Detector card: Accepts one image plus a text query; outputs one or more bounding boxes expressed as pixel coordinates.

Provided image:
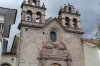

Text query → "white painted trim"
[98,50,100,62]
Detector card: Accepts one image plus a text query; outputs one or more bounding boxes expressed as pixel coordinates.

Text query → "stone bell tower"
[21,0,46,23]
[58,3,81,31]
[19,0,47,66]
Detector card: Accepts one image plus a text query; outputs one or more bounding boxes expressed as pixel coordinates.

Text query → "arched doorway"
[1,62,12,66]
[51,63,61,66]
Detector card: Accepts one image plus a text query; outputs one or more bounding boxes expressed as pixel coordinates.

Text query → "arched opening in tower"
[65,17,70,27]
[32,0,36,6]
[68,7,72,13]
[36,12,41,23]
[73,18,77,28]
[26,10,32,22]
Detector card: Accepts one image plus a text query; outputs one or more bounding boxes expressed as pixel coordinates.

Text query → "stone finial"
[68,3,70,5]
[60,6,62,9]
[64,4,66,7]
[42,2,45,8]
[23,0,26,4]
[50,17,52,20]
[60,6,63,11]
[76,10,79,14]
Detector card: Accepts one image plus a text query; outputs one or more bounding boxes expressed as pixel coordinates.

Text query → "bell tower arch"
[21,0,46,23]
[28,0,40,6]
[58,3,81,31]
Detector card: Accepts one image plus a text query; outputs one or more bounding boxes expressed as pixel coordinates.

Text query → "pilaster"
[32,13,36,22]
[21,11,26,21]
[69,19,74,28]
[77,21,81,29]
[61,18,66,27]
[41,15,45,23]
[28,0,32,5]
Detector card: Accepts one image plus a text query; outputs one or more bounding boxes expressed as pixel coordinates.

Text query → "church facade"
[18,0,85,66]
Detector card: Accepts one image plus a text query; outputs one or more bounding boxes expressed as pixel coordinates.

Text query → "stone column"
[69,19,74,28]
[36,0,39,6]
[21,11,26,21]
[32,13,36,22]
[77,21,81,29]
[36,0,40,6]
[28,0,32,5]
[38,1,40,7]
[41,15,45,23]
[61,18,66,27]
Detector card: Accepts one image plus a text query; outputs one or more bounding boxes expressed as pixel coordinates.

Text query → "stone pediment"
[43,41,54,49]
[43,18,61,27]
[38,41,71,61]
[43,41,67,50]
[58,42,67,50]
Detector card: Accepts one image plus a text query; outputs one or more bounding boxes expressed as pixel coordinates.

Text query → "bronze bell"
[36,17,40,20]
[26,16,31,19]
[66,23,68,25]
[36,15,40,20]
[27,19,29,21]
[26,16,31,21]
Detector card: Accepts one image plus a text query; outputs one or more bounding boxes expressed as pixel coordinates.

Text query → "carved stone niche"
[37,42,72,66]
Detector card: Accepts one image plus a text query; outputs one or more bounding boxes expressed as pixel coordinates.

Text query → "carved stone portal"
[38,41,72,66]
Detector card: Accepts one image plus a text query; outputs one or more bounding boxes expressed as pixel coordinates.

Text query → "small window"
[50,32,56,42]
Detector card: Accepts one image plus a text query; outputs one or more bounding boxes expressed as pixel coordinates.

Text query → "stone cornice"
[18,18,84,34]
[59,11,81,16]
[2,52,16,55]
[21,3,47,10]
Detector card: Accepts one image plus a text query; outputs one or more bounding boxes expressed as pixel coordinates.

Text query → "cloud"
[0,0,100,51]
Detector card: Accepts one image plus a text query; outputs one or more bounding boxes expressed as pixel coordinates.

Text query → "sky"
[0,0,100,53]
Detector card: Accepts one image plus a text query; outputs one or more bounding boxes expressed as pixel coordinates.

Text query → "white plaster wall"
[1,55,16,66]
[98,50,100,62]
[83,41,100,66]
